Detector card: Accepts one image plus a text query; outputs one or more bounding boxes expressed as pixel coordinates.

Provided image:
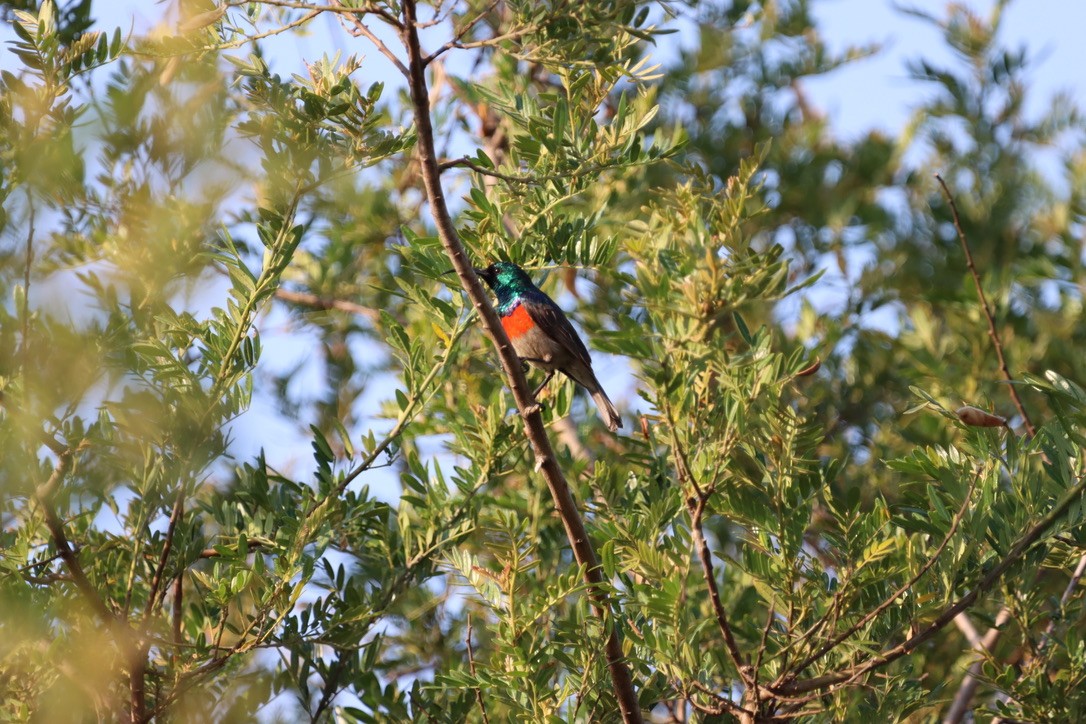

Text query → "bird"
[474,261,622,432]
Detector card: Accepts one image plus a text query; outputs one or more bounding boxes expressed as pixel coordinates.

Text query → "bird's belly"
[510,326,567,370]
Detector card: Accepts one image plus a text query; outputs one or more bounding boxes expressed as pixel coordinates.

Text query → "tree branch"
[228,0,393,22]
[333,0,408,76]
[690,494,747,678]
[1039,552,1086,652]
[466,615,491,724]
[427,23,538,62]
[35,447,114,625]
[776,468,1086,698]
[933,174,1071,722]
[35,442,147,721]
[144,492,187,619]
[172,577,184,646]
[275,288,379,320]
[20,193,35,372]
[424,0,500,63]
[942,607,1012,724]
[789,472,979,678]
[399,2,642,720]
[934,174,1035,438]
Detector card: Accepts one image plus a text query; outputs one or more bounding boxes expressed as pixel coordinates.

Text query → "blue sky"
[807,0,1086,138]
[11,0,1086,484]
[86,0,1086,138]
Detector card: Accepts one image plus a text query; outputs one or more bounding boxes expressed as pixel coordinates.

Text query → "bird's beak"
[441,268,457,275]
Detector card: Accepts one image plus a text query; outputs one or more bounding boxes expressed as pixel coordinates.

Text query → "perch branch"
[399,1,641,719]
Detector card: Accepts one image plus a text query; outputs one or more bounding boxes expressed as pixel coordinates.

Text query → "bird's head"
[473,261,535,297]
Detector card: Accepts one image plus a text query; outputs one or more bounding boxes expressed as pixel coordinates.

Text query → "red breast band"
[501,304,535,339]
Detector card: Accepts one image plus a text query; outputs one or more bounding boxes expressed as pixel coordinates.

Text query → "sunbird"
[475,262,621,432]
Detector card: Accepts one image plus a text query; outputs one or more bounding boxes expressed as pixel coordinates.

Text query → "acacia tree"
[2,0,1085,722]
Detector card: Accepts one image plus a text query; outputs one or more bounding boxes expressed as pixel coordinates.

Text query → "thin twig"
[210,9,320,51]
[333,0,408,76]
[399,2,642,720]
[776,469,1086,698]
[172,577,184,646]
[932,173,1053,723]
[226,0,389,19]
[334,320,468,496]
[686,681,754,718]
[424,0,499,63]
[662,399,703,499]
[16,549,66,573]
[933,174,1035,437]
[466,615,491,724]
[789,472,979,678]
[751,605,776,707]
[437,156,535,182]
[689,495,747,678]
[275,288,379,320]
[144,492,187,619]
[20,194,35,371]
[662,392,745,680]
[942,607,1012,724]
[428,23,537,61]
[310,657,346,722]
[35,449,113,624]
[1040,553,1086,651]
[438,155,648,184]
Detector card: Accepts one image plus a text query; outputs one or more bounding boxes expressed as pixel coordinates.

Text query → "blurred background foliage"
[2,0,1086,721]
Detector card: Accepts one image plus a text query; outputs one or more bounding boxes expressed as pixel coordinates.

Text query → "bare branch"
[144,492,187,619]
[172,577,184,646]
[690,495,747,678]
[427,18,538,63]
[226,0,389,17]
[751,604,777,706]
[686,680,754,718]
[466,615,491,724]
[933,174,1036,438]
[332,1,408,76]
[275,288,379,320]
[933,173,1059,722]
[437,156,536,182]
[19,194,34,372]
[399,1,642,719]
[942,607,1012,724]
[424,0,499,62]
[213,8,320,50]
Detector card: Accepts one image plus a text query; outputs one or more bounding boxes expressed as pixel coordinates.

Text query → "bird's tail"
[590,387,622,432]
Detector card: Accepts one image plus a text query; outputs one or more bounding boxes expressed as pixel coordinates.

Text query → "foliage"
[1,0,1085,721]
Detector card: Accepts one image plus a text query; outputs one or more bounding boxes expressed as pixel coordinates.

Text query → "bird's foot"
[522,402,542,418]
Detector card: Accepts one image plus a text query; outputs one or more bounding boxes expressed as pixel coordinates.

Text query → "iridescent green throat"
[487,262,537,311]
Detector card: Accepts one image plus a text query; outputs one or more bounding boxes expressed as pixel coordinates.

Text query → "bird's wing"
[522,296,592,368]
